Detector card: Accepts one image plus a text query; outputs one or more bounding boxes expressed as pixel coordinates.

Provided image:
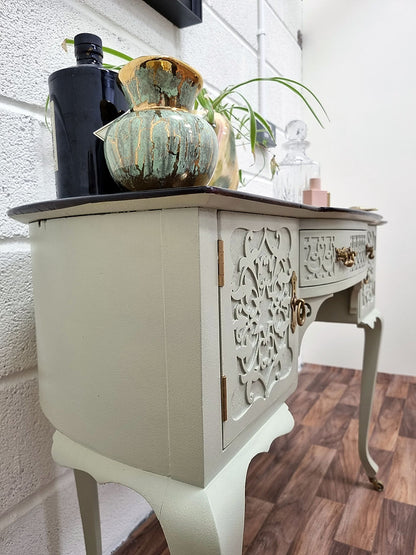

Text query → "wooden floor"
[113,364,416,555]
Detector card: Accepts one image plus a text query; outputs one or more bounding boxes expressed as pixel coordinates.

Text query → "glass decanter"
[273,120,320,203]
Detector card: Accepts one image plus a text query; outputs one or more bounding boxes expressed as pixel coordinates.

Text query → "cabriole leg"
[74,469,102,555]
[358,316,384,491]
[52,404,294,554]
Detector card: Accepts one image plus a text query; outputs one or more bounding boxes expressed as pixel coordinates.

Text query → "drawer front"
[300,229,368,287]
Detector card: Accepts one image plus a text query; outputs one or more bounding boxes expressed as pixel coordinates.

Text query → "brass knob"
[336,247,356,267]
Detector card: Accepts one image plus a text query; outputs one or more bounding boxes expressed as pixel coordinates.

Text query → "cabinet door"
[219,211,299,448]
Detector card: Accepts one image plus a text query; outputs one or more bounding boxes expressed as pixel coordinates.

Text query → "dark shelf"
[143,0,202,28]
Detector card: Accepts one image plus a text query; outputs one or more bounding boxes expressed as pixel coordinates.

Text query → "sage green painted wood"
[358,314,383,478]
[74,469,102,555]
[219,212,300,447]
[52,404,294,555]
[22,195,384,552]
[30,211,171,476]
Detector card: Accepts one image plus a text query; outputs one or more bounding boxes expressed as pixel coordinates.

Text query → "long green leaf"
[44,94,51,132]
[232,106,275,143]
[273,79,325,128]
[231,92,257,154]
[197,89,215,123]
[272,77,329,121]
[207,75,328,127]
[62,38,133,63]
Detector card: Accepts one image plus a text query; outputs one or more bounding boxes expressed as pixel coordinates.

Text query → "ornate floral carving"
[302,235,335,282]
[361,230,376,309]
[230,227,293,409]
[350,234,367,270]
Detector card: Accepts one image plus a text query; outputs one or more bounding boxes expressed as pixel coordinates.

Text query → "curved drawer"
[299,229,368,287]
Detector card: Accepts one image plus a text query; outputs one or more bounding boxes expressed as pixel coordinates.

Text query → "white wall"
[301,0,416,376]
[0,1,303,553]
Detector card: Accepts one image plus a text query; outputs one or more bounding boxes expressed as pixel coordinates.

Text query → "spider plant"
[196,77,328,156]
[48,39,328,182]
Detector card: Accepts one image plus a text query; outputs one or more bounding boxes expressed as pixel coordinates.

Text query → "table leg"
[154,457,248,554]
[358,315,384,491]
[74,469,102,554]
[51,403,294,555]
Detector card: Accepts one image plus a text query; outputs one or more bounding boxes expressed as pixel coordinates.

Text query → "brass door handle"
[290,272,311,332]
[336,247,356,267]
[366,245,375,259]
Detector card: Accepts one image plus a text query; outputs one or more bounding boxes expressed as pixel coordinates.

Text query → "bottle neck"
[281,140,312,164]
[76,51,103,66]
[74,34,103,66]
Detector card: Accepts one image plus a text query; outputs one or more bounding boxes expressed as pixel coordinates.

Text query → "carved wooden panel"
[219,212,299,448]
[360,229,376,313]
[351,234,367,270]
[302,234,336,282]
[300,229,367,287]
[230,226,293,410]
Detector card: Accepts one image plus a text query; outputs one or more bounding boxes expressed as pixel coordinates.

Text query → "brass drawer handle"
[366,245,375,259]
[336,247,356,267]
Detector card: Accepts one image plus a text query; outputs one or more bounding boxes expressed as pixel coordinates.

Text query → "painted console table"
[9,187,385,555]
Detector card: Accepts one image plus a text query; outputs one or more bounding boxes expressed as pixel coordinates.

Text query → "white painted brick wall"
[0,0,303,552]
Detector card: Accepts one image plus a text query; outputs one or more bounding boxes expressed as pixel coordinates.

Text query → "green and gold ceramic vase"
[208,112,239,190]
[104,56,218,191]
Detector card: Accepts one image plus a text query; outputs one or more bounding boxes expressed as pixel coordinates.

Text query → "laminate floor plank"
[306,372,331,393]
[286,388,320,422]
[330,542,371,555]
[301,362,325,375]
[368,381,389,436]
[372,499,416,555]
[334,487,384,551]
[385,373,410,398]
[247,444,336,554]
[297,369,320,391]
[302,382,347,428]
[331,367,359,385]
[399,383,416,439]
[315,403,357,449]
[340,372,362,407]
[115,513,167,555]
[376,372,393,386]
[385,436,416,505]
[287,497,344,555]
[243,496,274,552]
[114,365,416,555]
[317,418,361,504]
[369,396,405,451]
[246,425,316,503]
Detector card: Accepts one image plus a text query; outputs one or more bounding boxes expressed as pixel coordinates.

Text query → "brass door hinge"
[218,239,224,287]
[221,375,228,422]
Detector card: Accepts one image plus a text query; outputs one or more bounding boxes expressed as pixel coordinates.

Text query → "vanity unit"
[9,187,384,555]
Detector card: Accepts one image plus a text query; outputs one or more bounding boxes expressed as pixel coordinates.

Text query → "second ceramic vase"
[208,112,239,190]
[104,56,218,191]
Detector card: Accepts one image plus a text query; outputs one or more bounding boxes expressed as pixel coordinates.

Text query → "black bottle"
[48,33,129,198]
